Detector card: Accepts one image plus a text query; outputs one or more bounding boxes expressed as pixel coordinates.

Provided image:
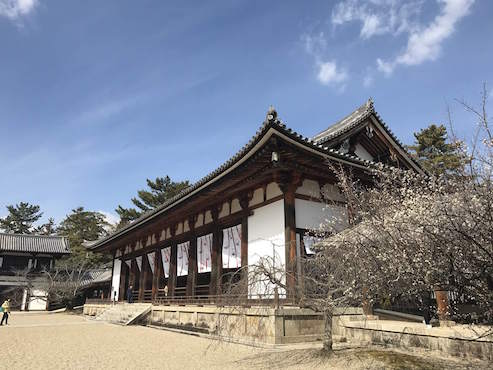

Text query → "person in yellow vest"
[1,299,11,325]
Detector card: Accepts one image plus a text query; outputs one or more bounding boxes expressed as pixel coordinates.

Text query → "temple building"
[89,100,423,303]
[0,233,70,310]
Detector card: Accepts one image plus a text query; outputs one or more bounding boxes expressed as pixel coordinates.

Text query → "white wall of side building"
[28,289,48,311]
[111,258,122,301]
[295,198,348,232]
[247,199,286,298]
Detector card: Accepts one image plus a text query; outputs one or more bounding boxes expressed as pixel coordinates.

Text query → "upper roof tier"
[0,233,71,255]
[89,100,422,251]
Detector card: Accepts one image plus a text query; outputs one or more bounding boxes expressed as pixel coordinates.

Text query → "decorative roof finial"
[266,105,277,122]
[366,97,374,111]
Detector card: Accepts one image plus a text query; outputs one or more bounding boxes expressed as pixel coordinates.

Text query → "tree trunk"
[323,310,333,352]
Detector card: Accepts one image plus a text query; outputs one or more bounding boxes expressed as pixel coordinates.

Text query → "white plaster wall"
[295,198,348,232]
[265,182,282,200]
[195,213,204,228]
[231,198,241,214]
[248,199,286,298]
[28,289,48,311]
[204,210,213,224]
[249,188,263,206]
[354,143,373,161]
[219,202,230,218]
[111,258,122,301]
[296,179,321,198]
[321,183,345,202]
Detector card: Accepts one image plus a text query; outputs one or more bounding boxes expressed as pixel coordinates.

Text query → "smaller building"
[0,233,70,310]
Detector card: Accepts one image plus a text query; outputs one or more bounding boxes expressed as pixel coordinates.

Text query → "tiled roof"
[90,103,421,250]
[0,233,70,255]
[312,99,374,144]
[80,268,112,287]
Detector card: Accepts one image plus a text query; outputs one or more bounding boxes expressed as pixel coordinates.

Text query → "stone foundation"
[333,317,493,362]
[148,305,327,344]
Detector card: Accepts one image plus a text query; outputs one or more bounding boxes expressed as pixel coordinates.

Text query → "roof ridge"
[91,106,386,250]
[0,232,65,239]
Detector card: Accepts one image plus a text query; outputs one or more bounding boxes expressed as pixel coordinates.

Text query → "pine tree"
[408,124,466,176]
[116,176,190,228]
[57,207,111,267]
[0,202,43,234]
[35,217,58,236]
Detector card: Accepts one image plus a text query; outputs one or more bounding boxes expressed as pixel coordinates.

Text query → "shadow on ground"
[233,347,488,370]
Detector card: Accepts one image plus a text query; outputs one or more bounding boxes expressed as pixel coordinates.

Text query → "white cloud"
[332,0,422,39]
[386,0,475,72]
[301,32,348,88]
[363,73,374,88]
[0,0,38,20]
[98,210,120,227]
[332,0,475,75]
[301,32,327,56]
[317,61,348,86]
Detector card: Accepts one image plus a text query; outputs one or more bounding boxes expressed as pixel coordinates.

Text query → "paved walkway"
[1,312,487,369]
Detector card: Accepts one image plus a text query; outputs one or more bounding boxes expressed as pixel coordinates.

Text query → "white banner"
[222,224,241,269]
[161,247,171,278]
[177,241,189,276]
[197,233,213,273]
[136,256,142,272]
[147,252,156,274]
[111,259,122,301]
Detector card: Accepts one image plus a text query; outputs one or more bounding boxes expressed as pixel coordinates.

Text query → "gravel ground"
[1,312,487,370]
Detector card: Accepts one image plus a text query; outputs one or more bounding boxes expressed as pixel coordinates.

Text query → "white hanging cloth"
[136,256,142,271]
[197,233,213,273]
[147,252,156,274]
[161,247,171,278]
[222,224,241,269]
[177,241,189,276]
[124,259,131,269]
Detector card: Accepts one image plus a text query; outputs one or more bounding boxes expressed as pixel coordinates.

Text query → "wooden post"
[152,248,160,301]
[187,216,197,297]
[169,243,177,297]
[278,171,301,301]
[139,253,147,301]
[239,195,249,296]
[435,288,451,325]
[209,206,222,296]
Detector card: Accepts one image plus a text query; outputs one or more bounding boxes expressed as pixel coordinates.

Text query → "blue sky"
[0,0,492,225]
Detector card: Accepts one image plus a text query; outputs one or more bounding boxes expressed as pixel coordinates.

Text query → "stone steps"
[96,303,152,325]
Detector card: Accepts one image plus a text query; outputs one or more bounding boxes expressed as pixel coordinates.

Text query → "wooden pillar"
[435,288,451,324]
[139,253,147,301]
[169,227,177,296]
[278,171,301,301]
[187,216,197,297]
[152,246,160,300]
[129,259,136,292]
[209,206,222,296]
[239,196,249,295]
[119,259,128,301]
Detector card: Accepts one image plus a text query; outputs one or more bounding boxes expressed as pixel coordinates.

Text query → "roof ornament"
[266,105,278,122]
[340,138,350,154]
[366,97,374,111]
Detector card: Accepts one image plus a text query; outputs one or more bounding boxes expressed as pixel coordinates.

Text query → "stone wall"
[83,303,109,316]
[148,305,326,344]
[333,317,493,361]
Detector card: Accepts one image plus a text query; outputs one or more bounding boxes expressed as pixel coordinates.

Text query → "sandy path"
[1,312,486,370]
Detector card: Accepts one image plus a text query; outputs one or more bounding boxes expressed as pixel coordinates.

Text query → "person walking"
[127,285,133,304]
[1,299,11,325]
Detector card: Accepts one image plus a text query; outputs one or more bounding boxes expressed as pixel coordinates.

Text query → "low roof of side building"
[0,233,71,255]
